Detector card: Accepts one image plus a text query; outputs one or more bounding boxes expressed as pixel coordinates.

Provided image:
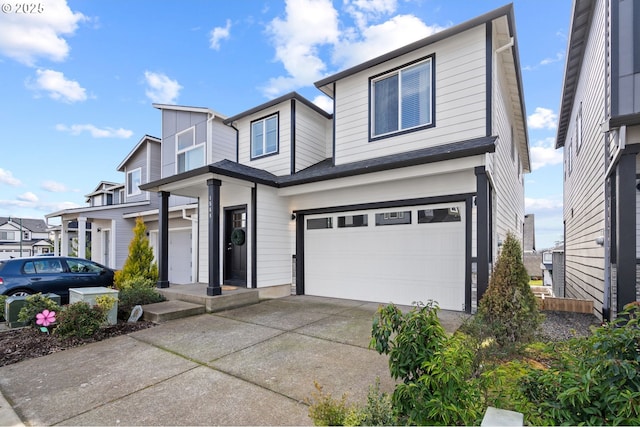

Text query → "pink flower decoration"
[36,310,56,327]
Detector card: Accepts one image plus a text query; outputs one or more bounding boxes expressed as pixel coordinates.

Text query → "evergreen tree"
[477,231,542,347]
[114,217,158,289]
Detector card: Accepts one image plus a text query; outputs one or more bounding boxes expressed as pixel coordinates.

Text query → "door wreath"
[230,228,246,246]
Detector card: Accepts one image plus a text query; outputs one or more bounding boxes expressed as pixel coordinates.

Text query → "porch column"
[53,230,60,256]
[615,149,638,313]
[475,166,490,302]
[61,221,69,257]
[77,217,87,259]
[207,179,222,296]
[157,191,170,288]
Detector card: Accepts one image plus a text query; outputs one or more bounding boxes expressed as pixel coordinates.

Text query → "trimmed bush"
[55,302,106,338]
[114,217,158,289]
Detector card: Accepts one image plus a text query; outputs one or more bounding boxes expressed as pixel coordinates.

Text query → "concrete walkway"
[0,295,468,426]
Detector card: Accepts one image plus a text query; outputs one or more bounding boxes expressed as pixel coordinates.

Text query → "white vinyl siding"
[295,102,330,172]
[256,185,292,287]
[210,119,238,163]
[333,25,486,165]
[562,0,607,315]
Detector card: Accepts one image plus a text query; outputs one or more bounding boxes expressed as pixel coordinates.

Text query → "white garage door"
[304,203,466,311]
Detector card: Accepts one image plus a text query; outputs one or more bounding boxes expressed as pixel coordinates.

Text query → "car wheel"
[8,289,33,297]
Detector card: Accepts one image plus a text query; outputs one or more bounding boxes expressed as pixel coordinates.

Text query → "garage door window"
[307,217,333,229]
[338,214,368,228]
[375,211,411,226]
[418,207,460,223]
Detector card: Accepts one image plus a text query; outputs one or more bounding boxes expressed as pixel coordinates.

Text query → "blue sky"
[0,0,570,249]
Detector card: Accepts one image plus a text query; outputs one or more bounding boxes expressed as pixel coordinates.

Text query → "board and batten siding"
[562,0,607,317]
[237,104,292,176]
[255,184,292,287]
[488,34,525,253]
[160,109,208,177]
[149,141,162,183]
[332,25,487,166]
[294,101,330,172]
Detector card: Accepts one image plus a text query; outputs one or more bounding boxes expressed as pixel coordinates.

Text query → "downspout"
[603,0,611,321]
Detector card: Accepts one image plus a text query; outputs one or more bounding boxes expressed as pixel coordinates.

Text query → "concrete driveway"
[0,295,468,426]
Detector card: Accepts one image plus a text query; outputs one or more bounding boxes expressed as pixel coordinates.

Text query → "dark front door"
[224,207,247,287]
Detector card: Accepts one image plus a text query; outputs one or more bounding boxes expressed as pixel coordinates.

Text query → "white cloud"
[0,0,86,66]
[263,0,340,96]
[262,0,446,97]
[210,19,231,50]
[333,14,444,68]
[313,95,333,114]
[0,169,21,186]
[55,123,133,139]
[28,69,87,102]
[530,136,563,171]
[41,180,69,192]
[527,107,558,130]
[540,52,564,66]
[525,197,563,211]
[18,192,38,202]
[144,71,182,104]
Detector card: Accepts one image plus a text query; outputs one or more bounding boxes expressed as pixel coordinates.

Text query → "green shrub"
[55,302,106,339]
[307,381,351,426]
[477,232,542,347]
[0,294,6,321]
[357,378,396,426]
[371,301,483,425]
[17,293,61,327]
[519,302,640,425]
[114,216,158,289]
[117,286,165,321]
[117,276,156,291]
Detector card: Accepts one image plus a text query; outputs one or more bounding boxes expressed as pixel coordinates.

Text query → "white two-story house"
[0,217,52,259]
[556,0,640,319]
[141,4,529,313]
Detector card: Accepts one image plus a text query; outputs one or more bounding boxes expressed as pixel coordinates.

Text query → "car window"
[32,259,64,273]
[67,259,103,274]
[23,261,36,274]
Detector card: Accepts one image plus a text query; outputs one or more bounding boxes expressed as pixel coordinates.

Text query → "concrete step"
[141,300,206,323]
[158,284,260,313]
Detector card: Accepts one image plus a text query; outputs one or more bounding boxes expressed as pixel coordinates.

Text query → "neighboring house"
[555,0,640,319]
[0,217,52,259]
[141,4,530,313]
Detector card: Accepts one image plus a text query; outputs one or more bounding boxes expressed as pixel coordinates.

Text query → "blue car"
[0,256,115,302]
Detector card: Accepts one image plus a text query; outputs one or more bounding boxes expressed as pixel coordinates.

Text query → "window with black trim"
[371,57,433,139]
[417,207,460,223]
[307,217,332,229]
[338,214,368,228]
[251,114,278,159]
[176,127,205,173]
[375,211,411,226]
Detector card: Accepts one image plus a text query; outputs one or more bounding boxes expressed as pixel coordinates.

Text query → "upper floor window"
[0,231,16,241]
[251,114,278,159]
[371,56,434,139]
[127,168,142,196]
[176,127,205,173]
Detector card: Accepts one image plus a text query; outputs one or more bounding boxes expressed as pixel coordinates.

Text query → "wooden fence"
[538,296,593,314]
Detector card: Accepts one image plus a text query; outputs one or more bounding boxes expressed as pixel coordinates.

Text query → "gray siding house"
[142,4,530,312]
[556,0,640,319]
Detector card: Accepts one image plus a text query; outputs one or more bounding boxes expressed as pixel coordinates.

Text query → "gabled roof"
[555,0,595,148]
[152,103,228,120]
[117,135,161,172]
[140,136,496,192]
[85,181,122,198]
[0,217,48,232]
[223,92,332,124]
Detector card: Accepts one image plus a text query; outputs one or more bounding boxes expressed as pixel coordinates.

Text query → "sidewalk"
[0,295,468,426]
